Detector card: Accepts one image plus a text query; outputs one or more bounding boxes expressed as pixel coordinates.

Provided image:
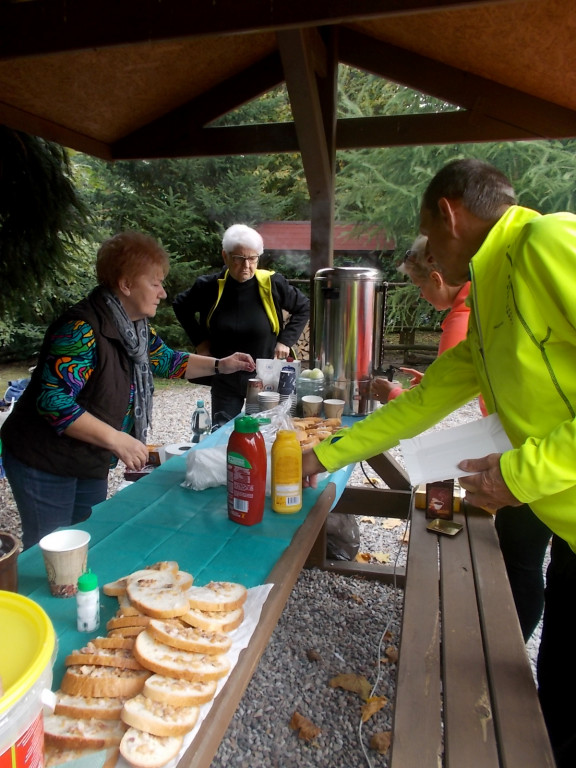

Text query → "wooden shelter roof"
[1,0,575,162]
[1,0,575,281]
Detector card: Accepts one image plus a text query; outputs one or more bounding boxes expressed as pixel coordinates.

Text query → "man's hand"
[302,450,327,489]
[458,453,521,511]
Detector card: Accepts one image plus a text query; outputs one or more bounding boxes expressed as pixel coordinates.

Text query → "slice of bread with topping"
[92,635,135,651]
[134,631,231,682]
[61,665,151,698]
[44,714,126,750]
[121,694,199,737]
[64,645,143,671]
[120,728,183,768]
[127,571,190,619]
[147,619,232,655]
[143,675,217,707]
[54,691,127,720]
[187,582,247,613]
[180,606,244,633]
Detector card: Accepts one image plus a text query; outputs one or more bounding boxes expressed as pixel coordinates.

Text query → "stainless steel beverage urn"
[313,266,384,415]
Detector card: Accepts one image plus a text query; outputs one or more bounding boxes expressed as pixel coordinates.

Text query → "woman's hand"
[399,367,423,386]
[64,412,149,470]
[219,352,256,375]
[274,342,291,360]
[371,377,401,403]
[111,432,150,470]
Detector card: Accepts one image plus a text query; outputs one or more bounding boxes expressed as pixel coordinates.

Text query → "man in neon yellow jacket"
[303,159,576,767]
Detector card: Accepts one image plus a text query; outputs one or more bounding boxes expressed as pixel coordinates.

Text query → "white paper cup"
[39,529,90,598]
[323,398,345,419]
[302,395,323,417]
[258,391,280,411]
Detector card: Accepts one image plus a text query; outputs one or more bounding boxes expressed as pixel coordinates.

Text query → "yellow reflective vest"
[315,206,576,551]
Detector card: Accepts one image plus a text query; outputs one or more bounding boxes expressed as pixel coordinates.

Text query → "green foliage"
[0,128,91,318]
[4,68,576,359]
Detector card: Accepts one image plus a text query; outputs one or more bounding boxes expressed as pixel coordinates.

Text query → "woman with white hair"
[173,224,309,421]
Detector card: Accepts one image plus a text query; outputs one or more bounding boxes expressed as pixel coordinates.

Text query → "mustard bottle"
[271,430,303,514]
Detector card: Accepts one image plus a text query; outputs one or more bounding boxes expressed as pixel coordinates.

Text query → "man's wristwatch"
[214,358,220,374]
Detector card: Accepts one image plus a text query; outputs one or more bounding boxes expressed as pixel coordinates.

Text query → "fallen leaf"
[306,648,322,662]
[329,673,372,701]
[290,711,321,741]
[350,593,364,604]
[402,529,410,544]
[385,646,399,663]
[355,552,372,563]
[359,516,376,523]
[370,731,392,754]
[361,696,388,722]
[372,551,391,564]
[381,518,403,529]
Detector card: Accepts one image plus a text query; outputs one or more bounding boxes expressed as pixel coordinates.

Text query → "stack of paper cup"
[245,377,263,415]
[257,391,280,411]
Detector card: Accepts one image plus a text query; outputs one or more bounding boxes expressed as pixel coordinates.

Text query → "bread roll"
[134,631,231,682]
[143,675,217,707]
[121,694,199,737]
[120,727,183,768]
[147,619,232,655]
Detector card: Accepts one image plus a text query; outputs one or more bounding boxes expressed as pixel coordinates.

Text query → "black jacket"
[1,288,132,479]
[173,269,309,354]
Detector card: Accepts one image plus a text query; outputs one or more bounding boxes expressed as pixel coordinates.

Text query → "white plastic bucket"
[0,591,56,768]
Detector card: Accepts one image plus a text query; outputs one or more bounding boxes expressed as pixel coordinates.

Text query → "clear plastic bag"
[182,400,297,495]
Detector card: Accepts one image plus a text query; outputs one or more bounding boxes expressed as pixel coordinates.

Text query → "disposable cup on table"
[38,529,90,598]
[323,398,345,419]
[301,395,323,417]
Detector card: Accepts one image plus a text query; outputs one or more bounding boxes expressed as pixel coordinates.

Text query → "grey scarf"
[102,288,154,442]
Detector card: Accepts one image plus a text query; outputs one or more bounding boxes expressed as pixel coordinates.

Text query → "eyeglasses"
[230,255,259,265]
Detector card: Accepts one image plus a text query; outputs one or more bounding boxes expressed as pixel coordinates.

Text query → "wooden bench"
[309,452,555,767]
[390,502,555,768]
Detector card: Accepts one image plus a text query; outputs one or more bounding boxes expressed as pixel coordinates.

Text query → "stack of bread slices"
[44,561,248,768]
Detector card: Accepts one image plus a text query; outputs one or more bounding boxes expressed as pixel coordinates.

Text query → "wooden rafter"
[0,0,521,60]
[339,29,576,138]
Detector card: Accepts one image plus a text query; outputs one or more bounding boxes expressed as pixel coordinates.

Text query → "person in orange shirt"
[373,234,478,405]
[373,234,550,642]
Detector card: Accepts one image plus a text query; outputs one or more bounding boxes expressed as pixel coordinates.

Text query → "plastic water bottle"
[191,400,211,443]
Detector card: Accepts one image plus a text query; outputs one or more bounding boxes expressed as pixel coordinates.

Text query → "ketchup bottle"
[227,415,267,526]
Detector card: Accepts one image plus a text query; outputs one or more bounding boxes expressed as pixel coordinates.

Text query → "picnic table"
[17,429,353,768]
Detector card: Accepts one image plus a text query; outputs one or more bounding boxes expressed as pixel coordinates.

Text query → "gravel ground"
[0,386,544,768]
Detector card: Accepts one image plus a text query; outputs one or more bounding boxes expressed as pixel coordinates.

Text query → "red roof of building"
[256,221,394,252]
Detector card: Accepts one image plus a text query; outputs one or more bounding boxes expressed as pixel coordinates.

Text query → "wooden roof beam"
[120,109,540,160]
[0,0,523,60]
[339,28,576,139]
[112,52,285,159]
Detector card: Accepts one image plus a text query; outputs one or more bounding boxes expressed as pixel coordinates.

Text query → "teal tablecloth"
[18,435,352,687]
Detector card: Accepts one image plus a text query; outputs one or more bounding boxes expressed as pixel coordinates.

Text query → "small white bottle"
[76,570,100,632]
[191,399,211,443]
